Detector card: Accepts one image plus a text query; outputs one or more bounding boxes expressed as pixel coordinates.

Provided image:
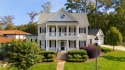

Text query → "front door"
[61,41,65,50]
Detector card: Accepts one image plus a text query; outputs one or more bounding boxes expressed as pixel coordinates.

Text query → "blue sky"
[0,0,67,25]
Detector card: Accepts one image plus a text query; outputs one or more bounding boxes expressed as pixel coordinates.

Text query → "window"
[79,28,84,33]
[50,40,56,48]
[79,27,86,33]
[51,27,55,32]
[41,41,46,49]
[84,41,86,46]
[79,41,84,47]
[69,40,76,48]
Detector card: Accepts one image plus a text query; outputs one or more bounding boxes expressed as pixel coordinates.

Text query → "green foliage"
[41,51,56,62]
[3,40,42,70]
[101,47,112,53]
[105,27,123,50]
[68,50,88,62]
[65,50,125,70]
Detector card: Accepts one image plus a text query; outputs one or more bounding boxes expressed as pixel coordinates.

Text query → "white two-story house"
[37,8,91,51]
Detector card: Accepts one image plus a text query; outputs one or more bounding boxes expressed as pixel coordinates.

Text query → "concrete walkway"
[100,45,125,51]
[56,60,65,70]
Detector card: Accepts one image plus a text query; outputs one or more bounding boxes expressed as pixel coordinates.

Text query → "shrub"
[81,45,101,58]
[67,50,88,62]
[41,51,56,62]
[101,47,112,53]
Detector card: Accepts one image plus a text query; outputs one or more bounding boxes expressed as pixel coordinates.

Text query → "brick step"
[56,51,68,61]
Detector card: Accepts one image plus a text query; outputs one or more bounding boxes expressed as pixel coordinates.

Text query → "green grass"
[0,62,57,70]
[65,51,125,70]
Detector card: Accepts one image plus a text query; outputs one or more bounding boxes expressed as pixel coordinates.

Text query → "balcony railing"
[48,32,77,37]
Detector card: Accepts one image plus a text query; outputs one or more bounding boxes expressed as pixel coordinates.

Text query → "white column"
[67,40,69,51]
[76,25,79,36]
[67,26,69,36]
[47,40,49,51]
[46,40,47,50]
[76,40,79,50]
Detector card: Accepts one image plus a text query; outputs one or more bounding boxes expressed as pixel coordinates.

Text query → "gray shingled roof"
[88,29,100,36]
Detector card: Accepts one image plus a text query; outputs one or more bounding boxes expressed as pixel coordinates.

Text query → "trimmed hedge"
[101,47,112,53]
[67,50,88,62]
[41,51,56,62]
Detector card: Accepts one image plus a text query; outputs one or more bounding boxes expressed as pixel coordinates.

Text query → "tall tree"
[41,2,51,13]
[105,27,123,51]
[0,15,15,30]
[27,12,39,23]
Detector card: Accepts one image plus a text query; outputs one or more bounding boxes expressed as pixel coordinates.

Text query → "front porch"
[46,40,79,51]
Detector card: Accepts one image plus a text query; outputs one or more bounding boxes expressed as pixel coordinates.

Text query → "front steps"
[56,51,68,61]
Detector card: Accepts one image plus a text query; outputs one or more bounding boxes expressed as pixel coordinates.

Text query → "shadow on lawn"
[102,56,125,62]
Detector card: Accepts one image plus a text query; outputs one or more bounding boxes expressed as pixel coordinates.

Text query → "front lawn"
[0,62,57,70]
[65,51,125,70]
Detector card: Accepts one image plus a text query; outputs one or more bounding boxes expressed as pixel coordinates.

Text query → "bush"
[41,51,56,62]
[67,50,88,62]
[81,45,101,58]
[101,47,112,53]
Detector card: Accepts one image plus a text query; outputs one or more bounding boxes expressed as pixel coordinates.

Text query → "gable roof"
[47,8,78,22]
[88,29,100,36]
[37,8,89,26]
[0,30,29,35]
[0,37,13,43]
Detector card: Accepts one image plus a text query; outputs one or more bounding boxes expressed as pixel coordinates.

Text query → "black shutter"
[40,40,41,46]
[79,41,80,48]
[84,28,86,33]
[40,27,41,33]
[55,40,56,48]
[69,41,70,48]
[84,41,86,47]
[50,28,51,32]
[50,40,51,48]
[69,27,70,32]
[65,27,66,32]
[74,41,76,48]
[79,28,81,33]
[45,27,46,33]
[45,41,46,49]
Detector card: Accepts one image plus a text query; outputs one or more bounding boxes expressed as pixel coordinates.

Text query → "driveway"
[100,45,125,51]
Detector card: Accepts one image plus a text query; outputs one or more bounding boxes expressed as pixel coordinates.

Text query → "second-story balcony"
[48,32,77,37]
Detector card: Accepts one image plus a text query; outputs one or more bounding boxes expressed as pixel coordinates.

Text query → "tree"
[0,15,15,30]
[105,27,123,51]
[3,40,43,70]
[41,2,51,13]
[27,12,39,23]
[25,22,38,34]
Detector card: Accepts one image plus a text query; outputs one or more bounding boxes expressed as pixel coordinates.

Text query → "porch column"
[67,25,69,36]
[67,40,69,51]
[47,40,49,51]
[76,25,79,36]
[76,40,79,50]
[46,40,47,50]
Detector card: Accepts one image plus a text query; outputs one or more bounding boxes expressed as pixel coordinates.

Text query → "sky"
[0,0,67,25]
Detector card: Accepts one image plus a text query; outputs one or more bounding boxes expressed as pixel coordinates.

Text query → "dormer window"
[60,14,65,19]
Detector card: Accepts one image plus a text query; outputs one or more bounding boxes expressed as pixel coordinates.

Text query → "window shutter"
[69,41,70,48]
[84,28,86,33]
[79,28,81,33]
[74,27,76,32]
[44,27,46,33]
[45,41,46,49]
[40,40,41,46]
[40,27,41,33]
[84,41,86,46]
[50,40,51,48]
[69,27,70,32]
[50,28,51,32]
[74,41,76,48]
[55,40,56,48]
